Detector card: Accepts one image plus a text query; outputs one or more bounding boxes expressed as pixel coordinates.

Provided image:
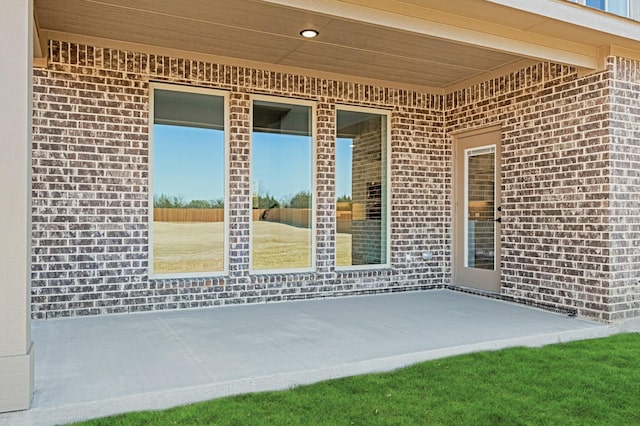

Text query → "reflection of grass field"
[153,222,225,274]
[252,221,312,270]
[153,221,352,274]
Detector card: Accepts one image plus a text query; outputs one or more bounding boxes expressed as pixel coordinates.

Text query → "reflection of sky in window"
[252,134,353,200]
[336,138,353,199]
[153,124,224,202]
[153,125,354,202]
[252,133,312,200]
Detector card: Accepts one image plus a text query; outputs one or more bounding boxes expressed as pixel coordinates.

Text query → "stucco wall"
[31,41,448,318]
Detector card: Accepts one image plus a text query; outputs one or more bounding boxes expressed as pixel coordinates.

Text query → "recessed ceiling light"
[300,29,319,38]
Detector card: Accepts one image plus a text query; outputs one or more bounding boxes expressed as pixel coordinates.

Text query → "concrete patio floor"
[0,289,625,426]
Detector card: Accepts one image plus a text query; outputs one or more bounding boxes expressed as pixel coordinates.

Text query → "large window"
[251,99,314,271]
[336,108,389,268]
[151,86,226,276]
[570,0,639,19]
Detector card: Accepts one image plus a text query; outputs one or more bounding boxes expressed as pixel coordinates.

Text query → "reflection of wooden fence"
[337,211,352,233]
[155,207,353,233]
[252,210,266,221]
[256,208,311,228]
[154,208,224,222]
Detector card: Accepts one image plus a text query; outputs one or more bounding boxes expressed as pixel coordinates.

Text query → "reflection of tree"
[185,199,225,208]
[254,190,313,209]
[154,193,224,208]
[284,191,311,208]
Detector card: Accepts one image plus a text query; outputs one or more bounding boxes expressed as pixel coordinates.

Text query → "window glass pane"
[631,0,640,19]
[336,110,387,267]
[607,0,628,15]
[586,0,606,9]
[152,89,225,274]
[252,100,313,270]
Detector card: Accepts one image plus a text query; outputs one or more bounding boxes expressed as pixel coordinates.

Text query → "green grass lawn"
[74,333,640,425]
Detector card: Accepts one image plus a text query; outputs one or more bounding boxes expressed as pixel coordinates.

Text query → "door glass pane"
[465,146,495,270]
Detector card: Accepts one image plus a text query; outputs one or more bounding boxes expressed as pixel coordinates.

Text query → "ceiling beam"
[260,0,601,70]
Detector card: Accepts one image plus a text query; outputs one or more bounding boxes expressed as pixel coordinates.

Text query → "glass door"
[454,128,501,292]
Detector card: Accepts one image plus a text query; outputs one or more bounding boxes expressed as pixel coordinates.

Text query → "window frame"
[571,0,632,17]
[149,82,230,279]
[334,104,392,271]
[249,94,318,274]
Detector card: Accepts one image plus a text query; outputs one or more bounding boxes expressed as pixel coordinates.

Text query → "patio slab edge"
[0,321,624,426]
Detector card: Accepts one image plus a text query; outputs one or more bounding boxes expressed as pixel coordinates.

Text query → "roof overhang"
[33,0,640,93]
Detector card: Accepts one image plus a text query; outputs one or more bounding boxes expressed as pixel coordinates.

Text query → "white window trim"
[249,94,318,275]
[334,104,392,272]
[149,82,230,279]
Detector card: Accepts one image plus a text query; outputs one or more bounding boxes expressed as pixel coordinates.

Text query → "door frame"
[452,124,503,292]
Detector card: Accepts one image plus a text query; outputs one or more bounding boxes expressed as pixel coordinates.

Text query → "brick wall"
[31,41,447,318]
[31,40,639,321]
[608,57,640,321]
[390,106,450,283]
[32,60,148,317]
[446,60,638,321]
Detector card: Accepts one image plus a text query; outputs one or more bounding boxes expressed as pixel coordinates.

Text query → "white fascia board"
[260,0,599,69]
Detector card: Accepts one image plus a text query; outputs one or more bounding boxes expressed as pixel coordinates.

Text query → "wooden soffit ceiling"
[34,0,640,92]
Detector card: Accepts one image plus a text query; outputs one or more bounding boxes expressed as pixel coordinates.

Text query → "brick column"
[228,92,252,278]
[316,100,336,276]
[0,0,34,413]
